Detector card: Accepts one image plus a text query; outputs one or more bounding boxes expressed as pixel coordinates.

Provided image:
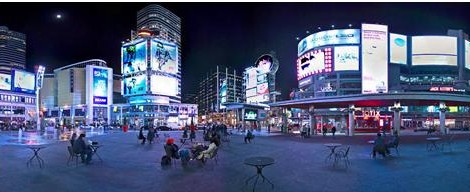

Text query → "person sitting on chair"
[372,133,389,158]
[70,132,77,146]
[197,138,218,163]
[73,133,93,164]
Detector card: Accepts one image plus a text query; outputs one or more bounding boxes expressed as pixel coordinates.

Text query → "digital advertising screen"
[334,46,359,71]
[298,29,360,56]
[256,54,273,74]
[257,82,269,95]
[12,70,35,94]
[219,79,227,104]
[466,40,470,69]
[0,73,11,91]
[150,75,178,97]
[123,75,147,95]
[151,39,178,75]
[246,68,257,89]
[412,36,457,66]
[390,33,407,64]
[122,40,147,75]
[244,109,258,121]
[92,68,108,105]
[297,47,333,80]
[246,88,257,98]
[361,24,388,94]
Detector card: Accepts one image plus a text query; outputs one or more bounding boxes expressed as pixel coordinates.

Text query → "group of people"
[70,132,94,164]
[322,126,337,137]
[162,136,219,166]
[138,126,158,144]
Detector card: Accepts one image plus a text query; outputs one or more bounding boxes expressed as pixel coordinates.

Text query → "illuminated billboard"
[390,33,407,64]
[0,73,11,91]
[150,75,178,97]
[465,40,470,69]
[92,68,108,105]
[412,36,457,66]
[246,88,257,97]
[219,79,227,104]
[12,70,35,94]
[298,29,360,56]
[256,54,273,74]
[297,47,333,80]
[257,83,269,95]
[122,40,147,75]
[244,109,258,121]
[361,24,388,94]
[246,68,257,89]
[151,39,178,75]
[123,75,147,95]
[334,46,359,71]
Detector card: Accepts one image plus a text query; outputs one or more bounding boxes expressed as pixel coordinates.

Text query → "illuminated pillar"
[439,101,447,134]
[308,106,315,136]
[391,101,403,136]
[348,104,355,136]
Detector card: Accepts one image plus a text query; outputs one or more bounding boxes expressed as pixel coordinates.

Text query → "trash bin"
[122,125,128,132]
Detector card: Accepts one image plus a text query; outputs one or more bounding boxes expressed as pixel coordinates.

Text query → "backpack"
[161,155,171,166]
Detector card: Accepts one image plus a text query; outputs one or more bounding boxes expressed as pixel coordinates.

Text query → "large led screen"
[257,83,269,95]
[465,40,470,69]
[298,29,360,56]
[361,24,388,94]
[297,48,333,80]
[122,40,147,75]
[151,39,178,75]
[0,73,11,91]
[150,75,178,97]
[92,68,108,105]
[219,79,227,104]
[246,88,257,98]
[123,75,147,95]
[246,68,257,89]
[256,55,273,74]
[390,33,407,64]
[12,70,35,94]
[334,46,359,71]
[412,36,457,66]
[244,109,258,121]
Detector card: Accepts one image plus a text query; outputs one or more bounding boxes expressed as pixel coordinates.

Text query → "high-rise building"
[0,26,26,73]
[137,4,181,45]
[197,66,244,115]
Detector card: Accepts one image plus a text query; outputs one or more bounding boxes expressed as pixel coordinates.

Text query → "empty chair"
[442,134,455,152]
[67,146,80,166]
[334,146,350,168]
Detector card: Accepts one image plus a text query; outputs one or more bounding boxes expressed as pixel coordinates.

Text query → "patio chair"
[67,146,80,166]
[334,146,350,168]
[202,147,219,165]
[442,134,455,152]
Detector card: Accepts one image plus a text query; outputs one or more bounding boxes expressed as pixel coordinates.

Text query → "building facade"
[0,26,26,74]
[40,59,114,127]
[272,24,470,136]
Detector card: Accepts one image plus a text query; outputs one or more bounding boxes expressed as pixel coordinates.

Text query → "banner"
[361,24,388,94]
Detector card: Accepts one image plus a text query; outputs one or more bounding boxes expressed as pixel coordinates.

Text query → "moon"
[56,14,62,19]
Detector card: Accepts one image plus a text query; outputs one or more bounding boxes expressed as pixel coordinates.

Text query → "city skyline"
[1,3,470,99]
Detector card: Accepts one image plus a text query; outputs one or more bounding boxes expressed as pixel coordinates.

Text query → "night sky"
[1,2,470,100]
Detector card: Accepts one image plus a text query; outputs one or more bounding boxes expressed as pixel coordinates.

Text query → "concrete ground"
[1,129,470,192]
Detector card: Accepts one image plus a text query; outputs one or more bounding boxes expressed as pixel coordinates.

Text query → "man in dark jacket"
[73,133,93,164]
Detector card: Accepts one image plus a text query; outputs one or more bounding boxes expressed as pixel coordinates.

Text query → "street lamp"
[35,65,45,131]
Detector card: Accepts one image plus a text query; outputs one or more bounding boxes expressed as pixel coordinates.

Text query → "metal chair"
[67,146,80,166]
[334,146,350,168]
[442,134,455,152]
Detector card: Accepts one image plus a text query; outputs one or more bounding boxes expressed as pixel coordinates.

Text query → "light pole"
[35,65,45,131]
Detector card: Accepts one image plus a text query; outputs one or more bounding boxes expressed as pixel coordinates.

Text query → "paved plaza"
[1,129,470,192]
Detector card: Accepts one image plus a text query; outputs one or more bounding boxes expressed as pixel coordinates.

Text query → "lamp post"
[35,65,45,131]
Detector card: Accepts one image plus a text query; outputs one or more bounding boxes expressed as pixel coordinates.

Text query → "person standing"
[322,126,328,137]
[138,127,146,144]
[147,126,155,144]
[331,126,337,138]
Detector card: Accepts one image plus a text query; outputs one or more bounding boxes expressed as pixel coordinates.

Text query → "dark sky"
[1,2,470,100]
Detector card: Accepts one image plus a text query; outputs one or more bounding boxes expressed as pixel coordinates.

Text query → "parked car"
[156,126,171,131]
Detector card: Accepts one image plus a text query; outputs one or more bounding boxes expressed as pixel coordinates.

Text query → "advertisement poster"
[334,46,359,71]
[256,55,272,74]
[297,48,332,80]
[361,24,388,94]
[151,39,178,74]
[150,75,178,96]
[219,79,227,104]
[466,40,470,69]
[122,40,147,75]
[390,33,407,64]
[12,70,35,94]
[257,83,269,95]
[412,36,457,66]
[0,73,11,91]
[92,68,108,104]
[246,68,257,89]
[298,29,360,56]
[123,75,147,95]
